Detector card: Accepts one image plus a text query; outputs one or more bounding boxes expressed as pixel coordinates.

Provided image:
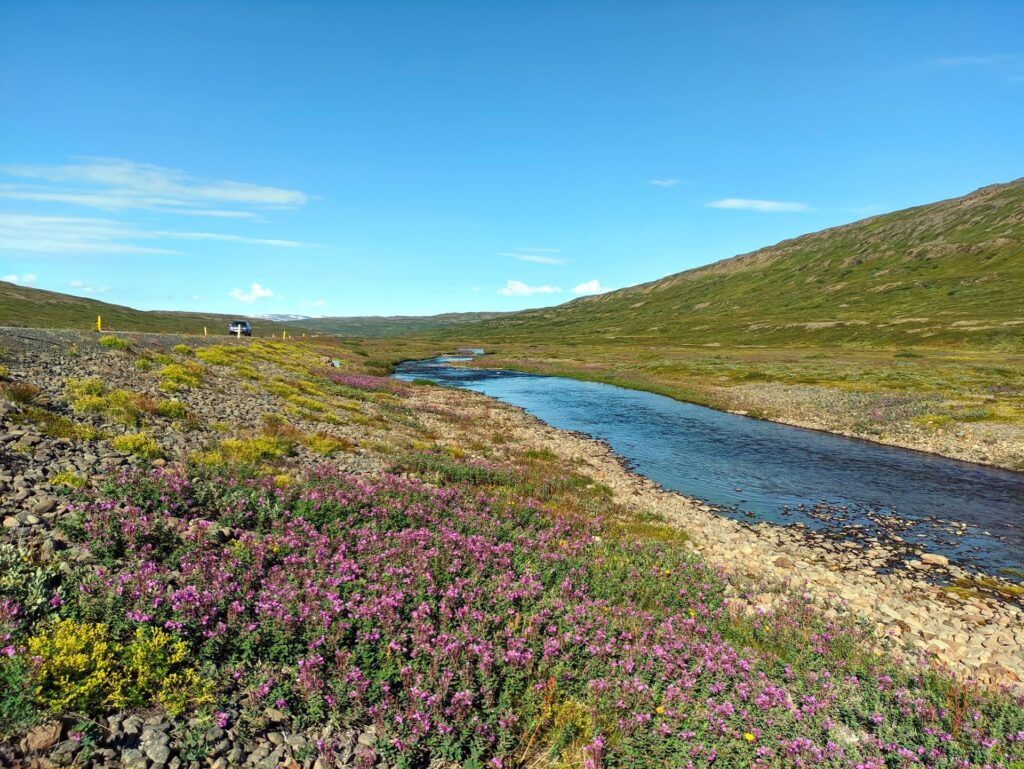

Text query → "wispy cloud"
[500,252,568,265]
[498,280,562,297]
[929,54,1024,82]
[2,273,37,286]
[572,279,607,296]
[0,213,311,256]
[0,158,308,215]
[649,179,681,187]
[931,54,1019,67]
[68,279,109,295]
[229,283,274,303]
[706,198,810,213]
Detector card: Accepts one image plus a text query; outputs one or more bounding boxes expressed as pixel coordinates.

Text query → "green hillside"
[289,311,509,337]
[0,282,305,336]
[459,179,1024,350]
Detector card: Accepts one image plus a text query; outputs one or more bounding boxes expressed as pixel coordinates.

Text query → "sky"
[1,1,1022,317]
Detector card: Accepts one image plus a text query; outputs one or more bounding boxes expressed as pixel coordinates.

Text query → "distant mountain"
[256,313,318,322]
[288,312,510,337]
[454,178,1024,350]
[0,282,307,336]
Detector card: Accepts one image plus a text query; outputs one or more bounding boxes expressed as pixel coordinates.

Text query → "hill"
[288,311,509,337]
[458,178,1024,350]
[0,281,307,336]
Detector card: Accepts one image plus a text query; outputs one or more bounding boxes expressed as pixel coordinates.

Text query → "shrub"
[98,335,130,350]
[196,346,244,367]
[26,620,210,718]
[65,380,143,427]
[0,381,41,405]
[172,344,194,357]
[304,431,353,456]
[155,400,188,419]
[0,543,62,628]
[64,376,105,400]
[134,357,154,371]
[0,364,9,379]
[217,436,293,464]
[159,363,204,392]
[14,407,102,441]
[110,433,163,459]
[52,471,86,489]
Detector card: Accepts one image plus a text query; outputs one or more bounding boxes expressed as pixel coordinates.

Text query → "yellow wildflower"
[744,732,755,742]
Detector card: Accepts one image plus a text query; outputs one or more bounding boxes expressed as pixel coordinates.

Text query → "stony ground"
[1,328,1022,769]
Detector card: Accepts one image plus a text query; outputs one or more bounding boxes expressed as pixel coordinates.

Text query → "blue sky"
[1,1,1022,317]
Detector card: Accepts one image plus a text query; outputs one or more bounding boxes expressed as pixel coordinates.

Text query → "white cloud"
[931,54,1018,67]
[2,273,37,286]
[311,299,326,308]
[649,179,681,187]
[572,279,607,296]
[499,252,568,265]
[229,283,274,303]
[0,158,309,214]
[498,280,562,297]
[67,279,109,295]
[706,198,810,212]
[0,212,310,256]
[191,295,202,301]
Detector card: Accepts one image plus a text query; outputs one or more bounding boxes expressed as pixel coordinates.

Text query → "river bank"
[405,379,1024,688]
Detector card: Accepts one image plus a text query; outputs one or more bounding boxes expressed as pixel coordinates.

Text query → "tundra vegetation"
[1,332,1022,768]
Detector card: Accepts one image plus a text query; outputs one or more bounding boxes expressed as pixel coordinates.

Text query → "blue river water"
[395,357,1024,578]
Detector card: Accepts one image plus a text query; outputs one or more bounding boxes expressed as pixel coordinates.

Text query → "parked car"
[228,320,252,337]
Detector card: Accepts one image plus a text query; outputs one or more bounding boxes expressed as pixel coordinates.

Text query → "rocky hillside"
[460,178,1024,349]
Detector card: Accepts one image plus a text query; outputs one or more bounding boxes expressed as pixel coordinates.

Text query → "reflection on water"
[396,359,1024,577]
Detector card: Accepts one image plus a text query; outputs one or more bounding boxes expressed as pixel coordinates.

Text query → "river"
[395,357,1024,578]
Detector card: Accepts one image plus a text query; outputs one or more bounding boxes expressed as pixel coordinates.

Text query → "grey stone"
[145,741,171,764]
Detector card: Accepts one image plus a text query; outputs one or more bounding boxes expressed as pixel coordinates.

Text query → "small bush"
[217,436,293,464]
[110,433,163,459]
[0,364,10,379]
[196,346,243,366]
[98,335,130,350]
[304,431,354,456]
[155,400,188,419]
[159,363,204,393]
[26,620,210,718]
[0,381,41,405]
[172,344,194,357]
[0,543,62,627]
[134,357,154,371]
[52,471,86,489]
[15,407,102,441]
[64,376,105,400]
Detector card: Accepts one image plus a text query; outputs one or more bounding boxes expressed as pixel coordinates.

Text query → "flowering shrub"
[26,619,210,717]
[317,369,411,395]
[44,465,1024,768]
[110,432,163,459]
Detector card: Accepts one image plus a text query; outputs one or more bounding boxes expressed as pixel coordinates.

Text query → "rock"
[24,720,62,752]
[31,497,58,515]
[144,741,171,764]
[773,556,795,569]
[921,553,949,567]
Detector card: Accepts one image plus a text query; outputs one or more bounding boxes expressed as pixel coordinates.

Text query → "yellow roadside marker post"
[96,316,102,333]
